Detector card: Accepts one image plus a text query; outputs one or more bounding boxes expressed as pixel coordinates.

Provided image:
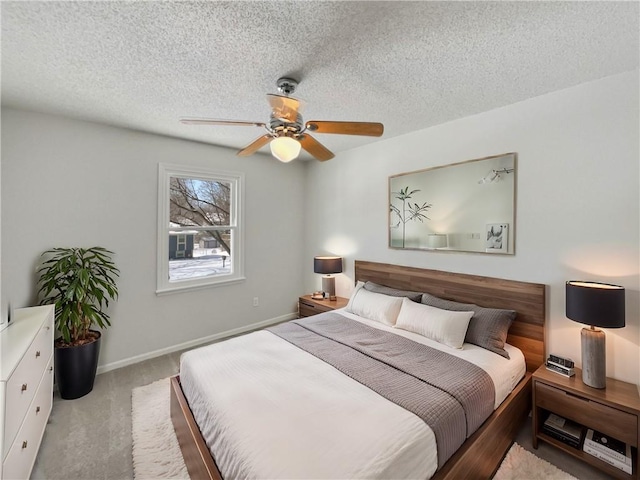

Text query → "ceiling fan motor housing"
[269,114,303,137]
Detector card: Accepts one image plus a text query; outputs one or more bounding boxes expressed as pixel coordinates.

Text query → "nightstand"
[532,364,640,479]
[298,295,348,318]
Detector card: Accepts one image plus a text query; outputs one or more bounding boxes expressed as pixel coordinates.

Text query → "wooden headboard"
[354,260,546,372]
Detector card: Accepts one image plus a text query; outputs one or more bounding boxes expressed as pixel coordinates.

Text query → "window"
[157,164,244,294]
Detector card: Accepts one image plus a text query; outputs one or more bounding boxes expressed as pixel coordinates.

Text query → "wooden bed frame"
[170,260,546,480]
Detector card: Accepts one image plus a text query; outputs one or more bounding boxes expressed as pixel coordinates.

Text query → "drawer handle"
[36,406,41,414]
[565,391,589,402]
[36,350,41,358]
[22,441,28,449]
[21,383,27,392]
[49,366,53,372]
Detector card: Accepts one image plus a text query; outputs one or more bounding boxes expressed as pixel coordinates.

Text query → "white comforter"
[179,310,525,479]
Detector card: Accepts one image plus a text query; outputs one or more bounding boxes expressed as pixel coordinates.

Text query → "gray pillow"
[420,293,516,359]
[364,281,422,302]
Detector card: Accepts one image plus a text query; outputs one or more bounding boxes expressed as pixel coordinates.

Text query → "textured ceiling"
[2,1,639,160]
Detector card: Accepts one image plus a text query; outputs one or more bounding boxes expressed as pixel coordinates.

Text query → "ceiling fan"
[180,77,384,162]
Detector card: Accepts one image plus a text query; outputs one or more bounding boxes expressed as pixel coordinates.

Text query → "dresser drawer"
[299,303,317,317]
[536,381,638,446]
[34,354,54,421]
[3,319,53,455]
[2,354,53,479]
[31,317,53,366]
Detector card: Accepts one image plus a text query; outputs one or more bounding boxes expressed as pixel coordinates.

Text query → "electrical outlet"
[253,297,259,307]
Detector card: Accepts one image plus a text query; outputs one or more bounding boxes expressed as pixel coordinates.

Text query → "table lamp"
[565,281,625,389]
[314,256,343,301]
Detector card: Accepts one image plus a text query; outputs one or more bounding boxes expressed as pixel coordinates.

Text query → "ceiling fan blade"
[267,94,304,122]
[180,118,265,127]
[298,134,335,162]
[237,134,273,156]
[305,121,384,137]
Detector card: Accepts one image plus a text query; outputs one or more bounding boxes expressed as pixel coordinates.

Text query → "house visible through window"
[157,164,244,294]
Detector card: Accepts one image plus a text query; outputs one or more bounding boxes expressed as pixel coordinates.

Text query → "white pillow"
[345,282,403,326]
[345,281,365,312]
[394,297,474,349]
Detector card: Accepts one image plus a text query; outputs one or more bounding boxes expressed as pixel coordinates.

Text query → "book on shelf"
[583,429,632,474]
[583,444,632,474]
[585,429,628,461]
[542,413,582,448]
[543,427,581,448]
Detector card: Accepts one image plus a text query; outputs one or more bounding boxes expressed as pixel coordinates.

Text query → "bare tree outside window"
[169,178,231,253]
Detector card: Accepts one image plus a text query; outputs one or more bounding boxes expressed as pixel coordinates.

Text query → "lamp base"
[321,275,336,301]
[581,327,606,389]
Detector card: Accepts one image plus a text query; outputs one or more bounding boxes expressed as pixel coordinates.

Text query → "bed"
[170,260,546,479]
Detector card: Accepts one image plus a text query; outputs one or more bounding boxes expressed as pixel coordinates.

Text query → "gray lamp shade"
[566,281,625,328]
[313,256,343,275]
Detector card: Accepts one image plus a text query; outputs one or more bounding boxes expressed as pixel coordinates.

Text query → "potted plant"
[37,247,119,399]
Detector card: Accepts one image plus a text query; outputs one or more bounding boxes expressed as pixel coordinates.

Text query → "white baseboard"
[96,312,297,375]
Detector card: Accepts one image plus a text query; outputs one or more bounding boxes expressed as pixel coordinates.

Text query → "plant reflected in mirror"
[389,187,432,248]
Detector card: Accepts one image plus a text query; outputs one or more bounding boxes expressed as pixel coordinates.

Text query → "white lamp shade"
[427,234,447,248]
[270,137,301,162]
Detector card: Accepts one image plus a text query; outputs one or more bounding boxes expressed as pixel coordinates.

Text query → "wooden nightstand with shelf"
[298,295,348,318]
[532,364,640,479]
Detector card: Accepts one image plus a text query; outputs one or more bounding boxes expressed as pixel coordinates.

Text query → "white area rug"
[132,378,578,480]
[132,378,189,479]
[494,443,579,480]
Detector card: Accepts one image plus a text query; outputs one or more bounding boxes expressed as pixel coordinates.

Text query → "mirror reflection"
[389,153,516,254]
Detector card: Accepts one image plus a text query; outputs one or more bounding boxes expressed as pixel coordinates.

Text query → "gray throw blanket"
[267,313,495,468]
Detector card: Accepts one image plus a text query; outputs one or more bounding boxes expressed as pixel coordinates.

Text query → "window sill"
[156,276,246,296]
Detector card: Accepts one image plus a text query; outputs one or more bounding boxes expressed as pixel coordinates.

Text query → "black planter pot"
[55,331,101,400]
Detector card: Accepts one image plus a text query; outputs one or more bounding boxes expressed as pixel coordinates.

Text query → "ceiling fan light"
[270,136,301,163]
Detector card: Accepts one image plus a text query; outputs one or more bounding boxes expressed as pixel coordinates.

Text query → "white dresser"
[1,305,54,480]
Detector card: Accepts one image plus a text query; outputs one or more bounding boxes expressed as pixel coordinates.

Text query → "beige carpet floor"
[132,377,580,480]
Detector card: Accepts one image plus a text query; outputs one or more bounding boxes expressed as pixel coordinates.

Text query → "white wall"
[1,109,307,370]
[0,116,3,330]
[305,70,640,385]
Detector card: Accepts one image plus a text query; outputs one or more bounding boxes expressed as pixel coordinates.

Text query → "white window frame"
[156,163,245,295]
